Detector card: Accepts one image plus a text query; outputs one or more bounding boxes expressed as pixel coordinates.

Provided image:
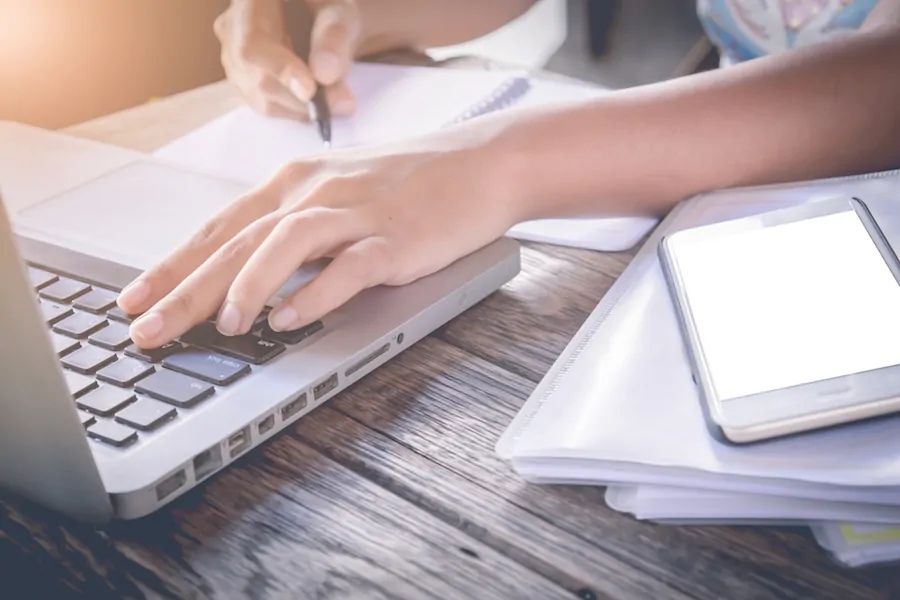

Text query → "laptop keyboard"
[28,266,324,449]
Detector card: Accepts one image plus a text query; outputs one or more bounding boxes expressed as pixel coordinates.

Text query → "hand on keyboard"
[117,129,520,349]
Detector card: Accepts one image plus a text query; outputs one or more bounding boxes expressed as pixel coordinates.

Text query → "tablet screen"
[672,207,900,401]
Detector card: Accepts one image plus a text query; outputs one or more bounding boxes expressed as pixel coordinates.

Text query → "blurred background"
[0,0,714,130]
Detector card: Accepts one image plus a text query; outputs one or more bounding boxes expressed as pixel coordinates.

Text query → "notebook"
[495,167,900,495]
[812,523,900,567]
[152,62,657,252]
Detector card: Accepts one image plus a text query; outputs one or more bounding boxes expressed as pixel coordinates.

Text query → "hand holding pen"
[215,0,359,138]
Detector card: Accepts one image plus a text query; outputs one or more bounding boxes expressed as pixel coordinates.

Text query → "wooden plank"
[291,404,691,600]
[325,334,896,600]
[1,434,573,599]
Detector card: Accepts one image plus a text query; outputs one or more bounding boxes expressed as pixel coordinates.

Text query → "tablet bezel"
[659,196,900,444]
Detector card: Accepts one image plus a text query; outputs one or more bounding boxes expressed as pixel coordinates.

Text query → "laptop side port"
[280,392,308,422]
[193,444,223,481]
[257,413,276,436]
[345,343,391,377]
[228,426,252,459]
[313,373,338,401]
[155,468,187,501]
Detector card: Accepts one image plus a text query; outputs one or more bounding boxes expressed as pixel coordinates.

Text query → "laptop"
[0,121,520,523]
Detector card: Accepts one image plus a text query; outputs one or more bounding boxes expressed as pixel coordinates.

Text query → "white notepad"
[496,168,900,494]
[153,62,657,252]
[604,485,900,524]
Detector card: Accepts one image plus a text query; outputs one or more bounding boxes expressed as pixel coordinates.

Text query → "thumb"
[308,1,361,86]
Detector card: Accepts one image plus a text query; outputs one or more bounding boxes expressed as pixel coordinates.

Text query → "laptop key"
[64,371,98,398]
[115,397,177,431]
[39,278,91,303]
[107,306,140,324]
[29,267,58,289]
[124,341,182,363]
[41,301,74,325]
[73,288,118,313]
[77,386,136,416]
[183,322,285,365]
[78,411,96,428]
[51,333,80,357]
[97,357,155,387]
[61,345,117,374]
[163,350,250,385]
[259,320,324,345]
[53,313,108,339]
[135,369,215,408]
[87,420,138,447]
[89,321,133,351]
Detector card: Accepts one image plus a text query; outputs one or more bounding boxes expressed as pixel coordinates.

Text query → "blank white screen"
[672,208,900,400]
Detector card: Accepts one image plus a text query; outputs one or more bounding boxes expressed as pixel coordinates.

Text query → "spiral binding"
[444,77,532,126]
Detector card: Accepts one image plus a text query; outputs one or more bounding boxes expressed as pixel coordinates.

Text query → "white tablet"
[659,196,900,444]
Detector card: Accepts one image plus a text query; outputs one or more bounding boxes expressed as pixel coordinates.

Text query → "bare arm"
[353,0,538,55]
[467,2,900,221]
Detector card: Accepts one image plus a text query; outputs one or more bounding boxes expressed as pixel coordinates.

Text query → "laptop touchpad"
[15,160,253,270]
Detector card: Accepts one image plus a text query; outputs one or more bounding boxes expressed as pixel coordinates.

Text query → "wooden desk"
[2,70,899,600]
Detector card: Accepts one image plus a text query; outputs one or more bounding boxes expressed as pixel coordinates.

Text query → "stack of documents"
[154,62,657,252]
[496,168,900,567]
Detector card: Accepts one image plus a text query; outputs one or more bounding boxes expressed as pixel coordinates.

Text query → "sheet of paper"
[153,63,657,252]
[604,485,900,524]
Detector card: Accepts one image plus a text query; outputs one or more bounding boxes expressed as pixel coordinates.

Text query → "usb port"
[193,444,223,481]
[257,414,276,436]
[280,392,307,422]
[155,469,187,501]
[313,373,338,401]
[228,426,252,459]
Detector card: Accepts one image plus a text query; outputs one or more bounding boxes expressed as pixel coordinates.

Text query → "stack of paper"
[496,168,900,567]
[153,62,657,252]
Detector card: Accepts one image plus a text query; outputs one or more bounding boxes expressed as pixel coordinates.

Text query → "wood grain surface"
[2,56,900,600]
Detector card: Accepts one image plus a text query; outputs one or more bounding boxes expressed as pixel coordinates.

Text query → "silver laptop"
[0,121,520,523]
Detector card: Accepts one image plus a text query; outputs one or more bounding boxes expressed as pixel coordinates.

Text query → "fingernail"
[132,312,163,341]
[217,302,243,336]
[270,305,298,331]
[312,52,340,84]
[119,279,150,308]
[289,77,310,101]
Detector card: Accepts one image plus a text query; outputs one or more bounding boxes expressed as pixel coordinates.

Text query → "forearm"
[354,0,537,56]
[480,24,900,221]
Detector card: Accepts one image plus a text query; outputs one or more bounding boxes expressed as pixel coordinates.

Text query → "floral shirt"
[696,0,879,65]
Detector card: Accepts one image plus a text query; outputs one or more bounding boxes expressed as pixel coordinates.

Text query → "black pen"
[308,84,332,147]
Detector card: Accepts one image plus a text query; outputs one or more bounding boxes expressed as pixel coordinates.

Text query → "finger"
[241,39,317,102]
[217,207,372,336]
[128,213,282,348]
[253,72,311,114]
[117,188,278,315]
[249,89,310,121]
[308,1,361,85]
[268,236,390,332]
[325,80,356,116]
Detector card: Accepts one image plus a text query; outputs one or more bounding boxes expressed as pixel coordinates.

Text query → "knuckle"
[277,210,315,237]
[273,160,316,186]
[193,217,225,248]
[213,13,229,39]
[163,290,197,319]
